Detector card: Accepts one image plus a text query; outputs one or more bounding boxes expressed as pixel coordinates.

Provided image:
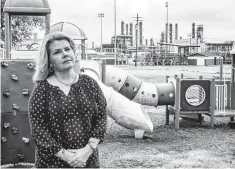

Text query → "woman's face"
[48,39,75,72]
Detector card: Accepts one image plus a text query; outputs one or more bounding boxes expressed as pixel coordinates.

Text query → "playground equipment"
[80,60,154,137]
[105,66,175,107]
[165,52,235,129]
[3,0,51,59]
[166,77,216,129]
[80,61,153,135]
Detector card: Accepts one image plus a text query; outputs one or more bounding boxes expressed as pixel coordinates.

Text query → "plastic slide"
[105,65,175,107]
[80,61,153,138]
[80,60,176,138]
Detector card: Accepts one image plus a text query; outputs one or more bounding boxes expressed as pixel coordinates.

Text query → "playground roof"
[50,22,88,40]
[3,0,51,14]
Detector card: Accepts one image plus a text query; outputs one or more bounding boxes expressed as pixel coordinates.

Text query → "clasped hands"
[64,145,94,168]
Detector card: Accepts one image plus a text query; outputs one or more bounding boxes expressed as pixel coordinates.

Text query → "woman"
[28,32,107,168]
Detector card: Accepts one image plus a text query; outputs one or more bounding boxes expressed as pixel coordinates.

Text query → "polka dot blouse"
[28,74,107,168]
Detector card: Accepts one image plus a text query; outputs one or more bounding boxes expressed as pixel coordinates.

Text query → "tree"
[1,0,45,48]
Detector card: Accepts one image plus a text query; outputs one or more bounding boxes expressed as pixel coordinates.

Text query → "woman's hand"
[67,145,94,168]
[55,148,76,162]
[62,150,76,162]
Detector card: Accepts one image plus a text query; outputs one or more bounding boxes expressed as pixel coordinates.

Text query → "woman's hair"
[33,31,76,83]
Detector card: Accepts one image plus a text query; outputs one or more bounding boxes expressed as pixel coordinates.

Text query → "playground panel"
[180,80,211,111]
[167,77,215,129]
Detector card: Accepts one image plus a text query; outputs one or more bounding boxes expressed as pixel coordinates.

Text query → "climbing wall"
[1,60,36,165]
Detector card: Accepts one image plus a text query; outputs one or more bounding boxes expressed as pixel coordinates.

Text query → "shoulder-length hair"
[33,31,76,83]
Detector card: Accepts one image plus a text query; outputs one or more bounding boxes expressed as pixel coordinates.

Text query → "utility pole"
[166,2,168,43]
[132,13,142,66]
[98,13,104,52]
[114,0,117,65]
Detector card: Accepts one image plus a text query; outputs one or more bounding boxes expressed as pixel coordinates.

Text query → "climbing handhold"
[1,137,7,143]
[11,74,18,81]
[3,122,10,128]
[12,104,20,116]
[1,62,8,67]
[22,89,30,96]
[22,137,30,144]
[3,90,10,97]
[12,127,19,134]
[12,104,20,110]
[26,63,34,70]
[16,154,24,161]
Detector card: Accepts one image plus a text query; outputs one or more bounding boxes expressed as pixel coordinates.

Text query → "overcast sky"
[47,0,235,47]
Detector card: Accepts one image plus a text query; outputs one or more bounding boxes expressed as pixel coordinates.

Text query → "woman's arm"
[28,82,64,158]
[66,76,107,167]
[89,77,107,143]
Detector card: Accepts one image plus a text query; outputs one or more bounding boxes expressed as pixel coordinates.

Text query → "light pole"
[98,13,104,52]
[165,2,168,43]
[165,2,169,56]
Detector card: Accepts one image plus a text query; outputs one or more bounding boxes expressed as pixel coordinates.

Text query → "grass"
[101,108,235,168]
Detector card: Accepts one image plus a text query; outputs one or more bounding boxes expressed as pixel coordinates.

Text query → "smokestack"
[161,31,165,43]
[197,25,204,43]
[169,23,172,43]
[192,22,195,38]
[139,21,143,46]
[92,42,94,49]
[145,39,148,46]
[130,23,133,35]
[175,23,178,40]
[130,23,133,46]
[121,21,124,35]
[126,24,128,35]
[150,38,154,46]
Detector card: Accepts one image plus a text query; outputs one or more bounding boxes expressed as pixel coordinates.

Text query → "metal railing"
[215,84,227,113]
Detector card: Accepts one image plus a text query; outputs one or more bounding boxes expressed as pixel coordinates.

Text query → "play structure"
[1,0,235,165]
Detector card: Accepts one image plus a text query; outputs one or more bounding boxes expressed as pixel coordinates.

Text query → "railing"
[215,84,227,113]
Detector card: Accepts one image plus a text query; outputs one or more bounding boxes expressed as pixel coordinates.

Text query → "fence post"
[175,77,180,129]
[166,76,170,125]
[198,76,203,124]
[101,60,106,84]
[210,78,215,128]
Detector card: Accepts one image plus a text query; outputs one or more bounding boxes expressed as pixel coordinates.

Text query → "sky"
[47,0,235,47]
